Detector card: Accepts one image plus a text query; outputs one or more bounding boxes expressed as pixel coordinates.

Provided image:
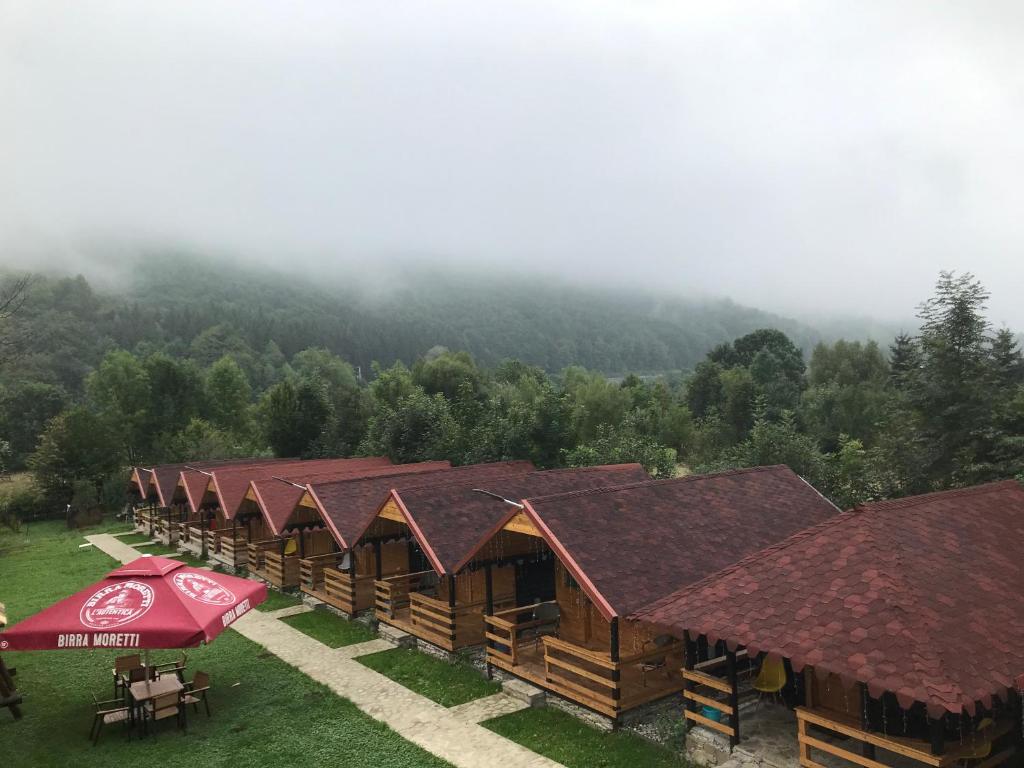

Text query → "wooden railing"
[796,707,1016,768]
[321,568,375,614]
[300,552,344,592]
[485,604,684,717]
[375,570,434,619]
[214,529,249,567]
[246,538,281,572]
[262,550,300,588]
[484,602,559,667]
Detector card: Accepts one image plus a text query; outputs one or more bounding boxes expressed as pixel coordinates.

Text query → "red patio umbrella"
[0,556,266,654]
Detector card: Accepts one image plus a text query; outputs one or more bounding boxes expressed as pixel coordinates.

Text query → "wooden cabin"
[242,462,450,588]
[633,480,1024,768]
[295,462,534,614]
[459,466,839,722]
[133,458,282,544]
[129,466,157,531]
[365,464,650,653]
[194,457,393,569]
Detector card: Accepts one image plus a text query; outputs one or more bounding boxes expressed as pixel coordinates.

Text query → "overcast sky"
[1,1,1022,326]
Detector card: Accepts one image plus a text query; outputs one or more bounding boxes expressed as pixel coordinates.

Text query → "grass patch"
[256,589,303,612]
[118,532,156,545]
[0,518,454,768]
[483,707,686,768]
[279,610,377,648]
[356,648,499,707]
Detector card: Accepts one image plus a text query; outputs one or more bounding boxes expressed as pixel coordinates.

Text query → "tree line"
[1,268,1021,519]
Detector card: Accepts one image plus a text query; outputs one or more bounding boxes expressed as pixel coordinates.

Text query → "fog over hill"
[3,2,1024,328]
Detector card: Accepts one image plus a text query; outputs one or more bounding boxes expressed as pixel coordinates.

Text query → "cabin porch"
[483,600,684,719]
[374,567,516,651]
[679,637,1022,768]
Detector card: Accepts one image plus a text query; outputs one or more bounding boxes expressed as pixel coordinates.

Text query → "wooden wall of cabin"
[808,668,859,720]
[554,560,610,651]
[436,565,516,607]
[296,528,335,557]
[352,541,410,578]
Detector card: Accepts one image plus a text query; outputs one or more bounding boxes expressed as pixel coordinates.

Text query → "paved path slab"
[86,532,562,768]
[448,692,530,723]
[85,533,146,564]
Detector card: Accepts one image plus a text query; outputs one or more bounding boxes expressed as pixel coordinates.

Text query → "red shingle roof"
[311,462,534,550]
[210,458,393,520]
[251,462,451,536]
[633,480,1024,717]
[395,464,651,575]
[130,467,153,498]
[145,458,283,507]
[524,466,838,620]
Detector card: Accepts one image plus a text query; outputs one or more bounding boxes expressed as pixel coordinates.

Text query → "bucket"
[700,705,722,722]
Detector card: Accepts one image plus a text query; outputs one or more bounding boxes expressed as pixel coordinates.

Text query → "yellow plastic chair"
[283,538,298,556]
[752,657,787,709]
[959,718,994,766]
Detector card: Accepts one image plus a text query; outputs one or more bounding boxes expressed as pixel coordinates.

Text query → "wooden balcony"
[179,523,206,557]
[375,570,434,620]
[256,550,300,588]
[485,604,684,718]
[796,706,1018,768]
[310,567,374,615]
[300,552,340,592]
[208,529,249,569]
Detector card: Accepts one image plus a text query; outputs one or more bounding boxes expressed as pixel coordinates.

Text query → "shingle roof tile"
[633,480,1024,716]
[526,465,838,618]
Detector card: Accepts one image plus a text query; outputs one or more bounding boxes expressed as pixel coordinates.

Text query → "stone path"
[86,532,563,768]
[448,693,530,724]
[85,533,146,564]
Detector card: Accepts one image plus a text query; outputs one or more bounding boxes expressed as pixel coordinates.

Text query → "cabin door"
[514,557,555,606]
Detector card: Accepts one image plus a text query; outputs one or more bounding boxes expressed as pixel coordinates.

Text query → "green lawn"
[280,611,377,648]
[256,589,303,613]
[356,648,500,707]
[0,519,453,768]
[483,707,685,768]
[118,532,156,546]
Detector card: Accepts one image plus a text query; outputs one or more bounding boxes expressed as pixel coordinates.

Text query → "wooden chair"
[752,656,787,709]
[154,652,188,682]
[127,666,158,684]
[112,654,142,698]
[144,691,184,735]
[90,693,131,745]
[184,671,212,717]
[959,718,995,766]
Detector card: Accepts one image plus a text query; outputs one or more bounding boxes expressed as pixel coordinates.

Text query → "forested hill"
[10,255,893,394]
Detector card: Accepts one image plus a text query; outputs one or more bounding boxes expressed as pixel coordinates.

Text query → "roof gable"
[211,457,392,519]
[395,464,651,574]
[312,461,534,549]
[526,465,838,620]
[253,461,450,536]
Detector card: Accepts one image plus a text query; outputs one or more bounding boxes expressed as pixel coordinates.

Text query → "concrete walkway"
[86,532,562,768]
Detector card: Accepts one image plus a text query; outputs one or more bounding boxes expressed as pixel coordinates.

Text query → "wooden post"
[484,564,494,680]
[447,575,456,608]
[298,531,305,558]
[929,716,946,757]
[683,631,697,714]
[348,548,357,578]
[860,683,877,759]
[373,540,382,580]
[726,649,740,747]
[610,616,621,719]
